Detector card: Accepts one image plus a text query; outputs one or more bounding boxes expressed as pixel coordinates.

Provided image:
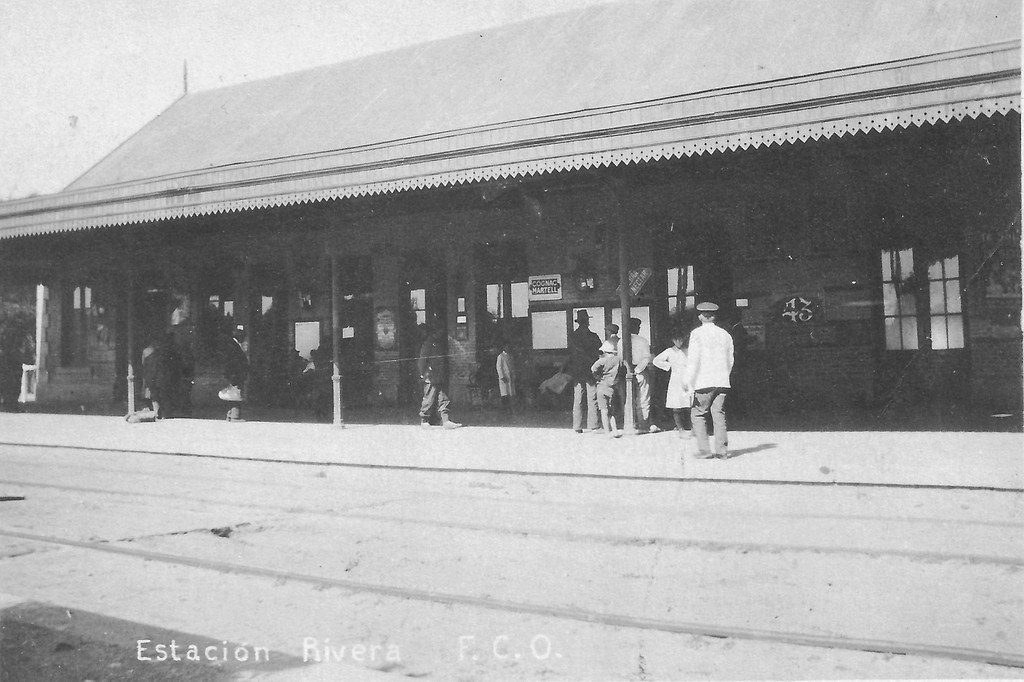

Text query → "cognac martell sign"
[528,274,562,301]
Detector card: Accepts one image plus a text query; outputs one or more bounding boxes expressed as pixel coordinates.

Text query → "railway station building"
[0,0,1020,423]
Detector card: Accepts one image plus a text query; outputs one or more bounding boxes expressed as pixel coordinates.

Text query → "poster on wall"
[293,321,320,360]
[170,292,191,325]
[743,323,766,349]
[528,274,562,301]
[374,308,396,350]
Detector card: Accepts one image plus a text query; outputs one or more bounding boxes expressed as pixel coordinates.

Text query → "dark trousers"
[419,381,451,423]
[152,388,175,419]
[692,388,728,455]
[672,408,691,431]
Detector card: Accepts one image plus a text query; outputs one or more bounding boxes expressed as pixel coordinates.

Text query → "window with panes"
[666,264,697,318]
[477,242,529,352]
[61,284,93,366]
[881,248,964,351]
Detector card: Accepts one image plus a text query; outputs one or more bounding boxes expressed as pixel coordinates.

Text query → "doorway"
[399,255,447,404]
[334,256,374,406]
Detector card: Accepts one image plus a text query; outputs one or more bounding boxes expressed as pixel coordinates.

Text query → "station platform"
[0,411,1021,491]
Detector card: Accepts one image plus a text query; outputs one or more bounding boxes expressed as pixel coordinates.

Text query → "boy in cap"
[684,302,734,458]
[604,323,624,423]
[591,340,624,437]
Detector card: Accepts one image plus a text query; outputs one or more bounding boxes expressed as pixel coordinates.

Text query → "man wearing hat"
[685,302,735,458]
[567,309,602,432]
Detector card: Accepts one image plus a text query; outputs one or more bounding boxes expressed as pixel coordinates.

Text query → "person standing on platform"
[604,323,620,347]
[590,340,624,438]
[568,310,602,433]
[619,317,657,433]
[0,323,31,413]
[604,323,624,423]
[418,323,462,429]
[652,329,692,439]
[685,302,734,458]
[223,325,249,422]
[177,327,196,417]
[155,332,184,419]
[495,340,516,412]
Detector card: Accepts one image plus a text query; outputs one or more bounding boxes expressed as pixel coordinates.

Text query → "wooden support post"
[330,252,345,427]
[617,208,635,434]
[126,264,136,415]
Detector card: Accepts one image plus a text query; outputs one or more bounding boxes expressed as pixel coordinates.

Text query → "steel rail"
[0,527,1021,670]
[1,441,1020,493]
[2,477,1021,567]
[5,453,1021,530]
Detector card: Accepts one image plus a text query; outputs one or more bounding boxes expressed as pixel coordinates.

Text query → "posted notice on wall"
[528,274,562,301]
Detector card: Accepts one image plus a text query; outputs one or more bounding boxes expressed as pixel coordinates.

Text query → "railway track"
[2,441,1021,676]
[1,526,1021,671]
[1,476,1021,567]
[3,443,1022,530]
[4,442,1023,566]
[2,440,1020,492]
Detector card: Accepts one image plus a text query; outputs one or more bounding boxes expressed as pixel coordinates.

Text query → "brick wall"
[747,346,876,412]
[729,247,880,412]
[970,338,1024,410]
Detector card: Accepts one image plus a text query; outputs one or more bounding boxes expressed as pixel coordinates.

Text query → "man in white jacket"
[684,302,734,458]
[495,341,516,412]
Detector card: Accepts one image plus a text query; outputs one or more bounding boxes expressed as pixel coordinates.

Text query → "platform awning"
[0,0,1019,239]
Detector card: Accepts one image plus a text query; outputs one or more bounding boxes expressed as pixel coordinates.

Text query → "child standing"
[653,330,692,438]
[603,323,624,424]
[591,340,624,437]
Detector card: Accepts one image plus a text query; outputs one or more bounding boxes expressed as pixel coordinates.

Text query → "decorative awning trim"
[0,42,1019,239]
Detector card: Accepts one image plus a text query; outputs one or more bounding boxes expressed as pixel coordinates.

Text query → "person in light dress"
[652,329,692,439]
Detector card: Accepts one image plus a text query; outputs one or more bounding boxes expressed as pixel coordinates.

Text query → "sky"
[0,0,614,201]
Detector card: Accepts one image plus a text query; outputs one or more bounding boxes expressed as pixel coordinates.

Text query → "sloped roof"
[1,0,1020,237]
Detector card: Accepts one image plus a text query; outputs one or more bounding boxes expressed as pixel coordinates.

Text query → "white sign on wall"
[531,310,568,349]
[294,321,321,360]
[528,274,562,301]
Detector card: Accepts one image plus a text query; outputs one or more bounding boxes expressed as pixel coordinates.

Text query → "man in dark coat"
[223,326,249,421]
[568,309,602,432]
[151,333,184,419]
[176,327,196,417]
